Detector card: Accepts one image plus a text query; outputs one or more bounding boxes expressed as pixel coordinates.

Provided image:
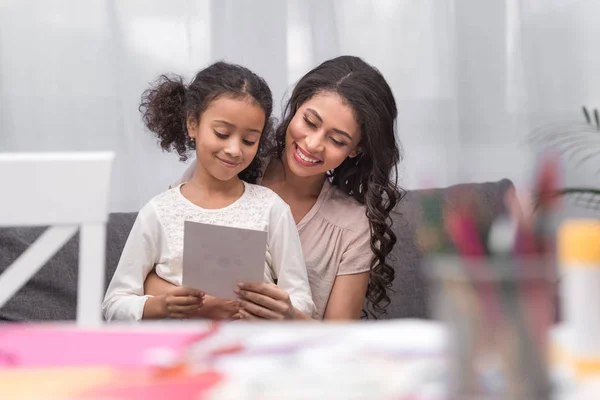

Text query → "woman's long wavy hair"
[273,56,405,317]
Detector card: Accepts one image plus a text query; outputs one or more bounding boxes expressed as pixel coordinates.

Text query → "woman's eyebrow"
[305,108,323,122]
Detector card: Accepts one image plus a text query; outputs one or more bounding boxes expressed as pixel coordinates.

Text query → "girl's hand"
[234,282,296,320]
[143,269,239,320]
[161,286,205,319]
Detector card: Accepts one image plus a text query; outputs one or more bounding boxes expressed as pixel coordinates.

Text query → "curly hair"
[273,56,405,317]
[139,61,274,184]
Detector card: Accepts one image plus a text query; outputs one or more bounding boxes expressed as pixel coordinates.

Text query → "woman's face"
[284,92,362,178]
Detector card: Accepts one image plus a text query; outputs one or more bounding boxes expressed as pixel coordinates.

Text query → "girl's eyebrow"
[214,119,261,133]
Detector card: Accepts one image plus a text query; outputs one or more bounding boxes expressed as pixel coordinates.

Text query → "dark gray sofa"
[0,179,513,321]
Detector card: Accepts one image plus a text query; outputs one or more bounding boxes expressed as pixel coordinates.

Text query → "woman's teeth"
[296,147,320,163]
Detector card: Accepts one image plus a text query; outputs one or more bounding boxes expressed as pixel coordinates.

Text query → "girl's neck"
[277,154,326,199]
[188,164,244,197]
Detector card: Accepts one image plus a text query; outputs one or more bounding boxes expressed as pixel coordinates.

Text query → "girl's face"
[285,92,362,178]
[188,96,266,182]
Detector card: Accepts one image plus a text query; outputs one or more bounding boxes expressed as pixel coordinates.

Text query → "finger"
[236,290,287,314]
[239,308,265,320]
[170,286,205,298]
[168,313,189,319]
[167,295,203,306]
[227,301,241,312]
[236,282,288,301]
[239,300,282,320]
[167,304,202,314]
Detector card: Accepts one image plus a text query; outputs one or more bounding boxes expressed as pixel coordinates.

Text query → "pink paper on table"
[0,324,207,368]
[77,371,223,400]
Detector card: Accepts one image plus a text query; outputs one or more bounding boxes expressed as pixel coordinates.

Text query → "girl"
[102,62,315,321]
[145,56,404,320]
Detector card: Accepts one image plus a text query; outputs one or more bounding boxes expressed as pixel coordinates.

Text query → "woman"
[145,55,404,320]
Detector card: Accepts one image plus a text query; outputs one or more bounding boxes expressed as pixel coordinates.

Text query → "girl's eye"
[243,139,257,146]
[303,116,317,128]
[214,131,228,139]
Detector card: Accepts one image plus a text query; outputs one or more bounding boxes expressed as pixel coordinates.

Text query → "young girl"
[102,62,315,321]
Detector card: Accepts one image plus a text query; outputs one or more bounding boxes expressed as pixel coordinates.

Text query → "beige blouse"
[293,180,372,319]
[174,161,373,319]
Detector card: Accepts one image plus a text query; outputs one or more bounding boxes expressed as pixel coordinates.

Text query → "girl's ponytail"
[140,75,192,161]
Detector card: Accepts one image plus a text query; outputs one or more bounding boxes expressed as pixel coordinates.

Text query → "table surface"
[0,320,597,399]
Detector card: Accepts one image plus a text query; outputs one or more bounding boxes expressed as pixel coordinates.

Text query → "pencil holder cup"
[425,255,557,400]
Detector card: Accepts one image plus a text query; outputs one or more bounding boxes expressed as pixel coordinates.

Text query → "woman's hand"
[235,282,308,320]
[144,269,176,295]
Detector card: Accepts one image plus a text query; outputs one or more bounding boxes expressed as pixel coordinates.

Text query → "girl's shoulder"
[242,182,292,222]
[242,181,280,203]
[137,185,187,224]
[148,185,183,207]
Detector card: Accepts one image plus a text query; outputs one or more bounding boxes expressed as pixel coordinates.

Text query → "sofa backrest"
[367,179,514,319]
[0,179,513,321]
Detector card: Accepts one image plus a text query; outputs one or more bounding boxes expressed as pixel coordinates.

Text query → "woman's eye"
[330,138,346,147]
[243,139,257,146]
[303,116,317,128]
[214,131,228,139]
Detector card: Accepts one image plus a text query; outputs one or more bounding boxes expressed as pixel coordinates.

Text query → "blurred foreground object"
[424,154,560,399]
[559,220,600,381]
[0,152,114,328]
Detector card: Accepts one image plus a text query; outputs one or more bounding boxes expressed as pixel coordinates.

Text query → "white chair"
[0,152,115,328]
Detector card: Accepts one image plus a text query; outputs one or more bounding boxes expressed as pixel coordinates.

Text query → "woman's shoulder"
[316,182,369,234]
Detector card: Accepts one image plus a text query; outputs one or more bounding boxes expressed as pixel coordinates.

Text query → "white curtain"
[1,0,598,212]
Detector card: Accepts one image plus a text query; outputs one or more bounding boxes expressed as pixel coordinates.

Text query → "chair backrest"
[0,152,115,328]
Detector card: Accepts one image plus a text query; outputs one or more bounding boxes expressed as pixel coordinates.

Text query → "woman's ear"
[349,147,363,159]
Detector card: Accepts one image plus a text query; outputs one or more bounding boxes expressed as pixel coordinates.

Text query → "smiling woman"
[264,56,404,319]
[284,92,363,177]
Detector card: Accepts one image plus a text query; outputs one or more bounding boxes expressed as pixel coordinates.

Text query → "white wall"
[2,0,599,212]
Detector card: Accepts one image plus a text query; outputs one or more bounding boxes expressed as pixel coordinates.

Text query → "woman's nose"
[304,133,325,153]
